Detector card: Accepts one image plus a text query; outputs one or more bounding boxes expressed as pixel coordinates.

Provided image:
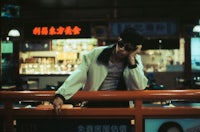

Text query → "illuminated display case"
[1,41,15,85]
[191,37,200,72]
[19,38,97,75]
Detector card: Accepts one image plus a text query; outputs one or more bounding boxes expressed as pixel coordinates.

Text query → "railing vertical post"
[134,99,143,132]
[5,100,14,132]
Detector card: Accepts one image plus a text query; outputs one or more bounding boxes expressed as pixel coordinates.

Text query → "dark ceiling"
[2,0,200,25]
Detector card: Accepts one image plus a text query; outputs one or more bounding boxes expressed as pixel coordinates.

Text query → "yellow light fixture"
[8,29,20,37]
[193,20,200,33]
[193,25,200,32]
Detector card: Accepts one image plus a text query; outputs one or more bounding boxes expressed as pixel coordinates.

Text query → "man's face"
[115,39,142,59]
[115,42,131,59]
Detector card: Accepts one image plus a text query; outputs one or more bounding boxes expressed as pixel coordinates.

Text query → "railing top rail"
[0,89,200,101]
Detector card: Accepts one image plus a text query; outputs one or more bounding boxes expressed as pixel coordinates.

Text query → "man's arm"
[124,45,148,90]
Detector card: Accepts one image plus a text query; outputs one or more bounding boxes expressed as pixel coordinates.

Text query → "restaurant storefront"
[1,20,199,90]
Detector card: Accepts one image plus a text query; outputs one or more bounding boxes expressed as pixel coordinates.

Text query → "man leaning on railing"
[53,27,148,113]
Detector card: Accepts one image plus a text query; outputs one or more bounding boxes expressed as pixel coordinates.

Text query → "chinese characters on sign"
[110,22,177,37]
[32,26,81,36]
[78,125,127,132]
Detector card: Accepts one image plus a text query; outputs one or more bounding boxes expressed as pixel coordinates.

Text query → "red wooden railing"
[0,90,200,132]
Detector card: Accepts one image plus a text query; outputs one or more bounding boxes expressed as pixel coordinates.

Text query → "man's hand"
[129,45,142,65]
[53,96,63,114]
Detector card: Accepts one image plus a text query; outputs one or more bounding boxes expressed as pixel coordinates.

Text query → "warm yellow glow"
[8,29,20,37]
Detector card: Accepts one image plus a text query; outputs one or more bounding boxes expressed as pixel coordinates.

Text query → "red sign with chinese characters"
[25,23,91,39]
[32,26,81,36]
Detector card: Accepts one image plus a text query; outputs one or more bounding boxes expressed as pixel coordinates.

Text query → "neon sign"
[32,26,81,36]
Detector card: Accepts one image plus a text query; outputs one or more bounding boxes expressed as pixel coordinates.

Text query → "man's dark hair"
[120,27,144,45]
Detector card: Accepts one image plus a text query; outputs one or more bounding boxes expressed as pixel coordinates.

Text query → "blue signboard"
[17,119,133,132]
[109,21,177,37]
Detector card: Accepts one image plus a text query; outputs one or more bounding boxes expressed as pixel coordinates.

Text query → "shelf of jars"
[19,38,97,75]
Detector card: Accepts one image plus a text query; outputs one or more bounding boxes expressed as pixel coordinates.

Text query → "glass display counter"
[19,38,97,75]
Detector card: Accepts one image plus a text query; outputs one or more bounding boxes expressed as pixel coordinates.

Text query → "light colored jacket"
[56,45,148,100]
